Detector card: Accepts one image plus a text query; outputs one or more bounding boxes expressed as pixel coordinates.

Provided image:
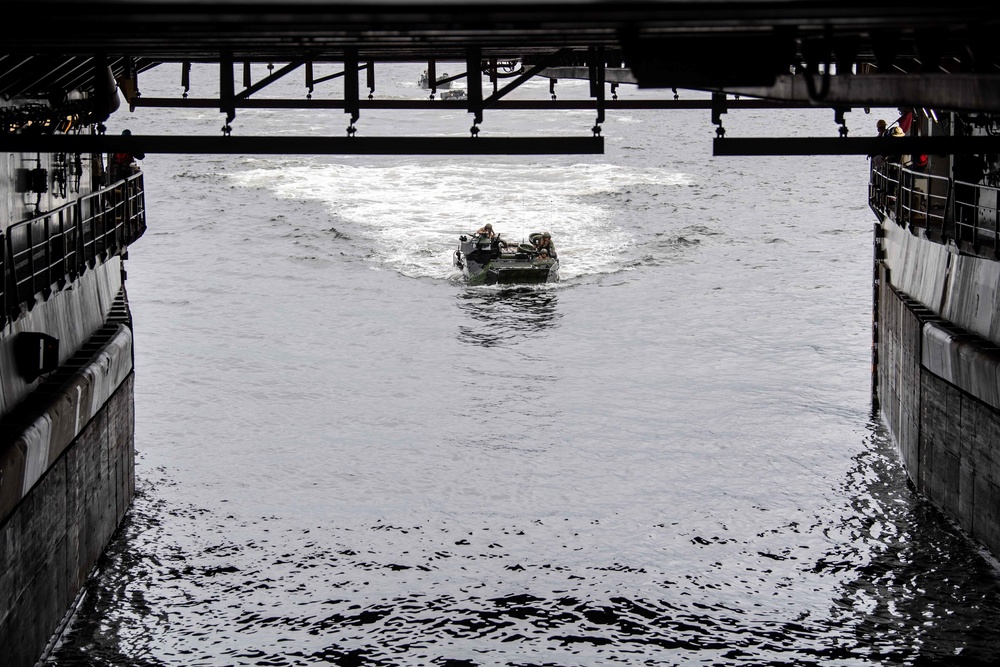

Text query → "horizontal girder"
[2,1,999,142]
[0,134,604,155]
[723,74,1000,113]
[3,2,998,60]
[130,97,814,111]
[713,136,1000,156]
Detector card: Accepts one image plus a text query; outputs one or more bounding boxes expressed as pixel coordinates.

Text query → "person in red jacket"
[110,129,144,182]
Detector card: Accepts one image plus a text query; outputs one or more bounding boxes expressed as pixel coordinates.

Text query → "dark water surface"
[46,65,1000,665]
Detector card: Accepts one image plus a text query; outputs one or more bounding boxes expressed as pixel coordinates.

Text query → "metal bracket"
[835,106,851,137]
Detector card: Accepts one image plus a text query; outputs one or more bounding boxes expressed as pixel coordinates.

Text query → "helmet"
[542,231,551,238]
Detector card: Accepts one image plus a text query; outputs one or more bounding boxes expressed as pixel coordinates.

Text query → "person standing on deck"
[109,129,145,182]
[870,119,889,168]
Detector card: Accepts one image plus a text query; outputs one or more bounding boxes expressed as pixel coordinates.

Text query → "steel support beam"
[312,62,369,86]
[0,135,604,155]
[344,48,359,130]
[219,51,235,128]
[466,46,483,126]
[543,69,1000,113]
[713,136,1000,156]
[482,55,566,109]
[723,74,1000,113]
[541,66,637,85]
[131,97,816,110]
[237,59,304,99]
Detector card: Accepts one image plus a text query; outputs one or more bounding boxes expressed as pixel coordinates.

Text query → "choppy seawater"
[46,64,1000,665]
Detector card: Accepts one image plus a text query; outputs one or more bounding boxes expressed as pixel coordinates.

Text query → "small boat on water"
[454,230,559,285]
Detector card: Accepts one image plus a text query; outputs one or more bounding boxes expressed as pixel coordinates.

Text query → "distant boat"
[454,231,559,285]
[419,69,452,89]
[440,88,466,100]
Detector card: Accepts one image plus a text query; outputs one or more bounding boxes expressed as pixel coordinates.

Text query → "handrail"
[867,161,1000,257]
[897,167,951,237]
[1,172,145,328]
[954,179,1000,256]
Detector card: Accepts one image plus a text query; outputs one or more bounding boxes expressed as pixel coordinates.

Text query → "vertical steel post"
[181,61,191,98]
[92,52,111,127]
[466,46,483,130]
[594,47,605,134]
[220,52,235,132]
[366,61,375,99]
[344,48,359,133]
[711,92,727,138]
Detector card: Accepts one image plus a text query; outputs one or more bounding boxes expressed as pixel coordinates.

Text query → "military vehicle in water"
[454,231,559,285]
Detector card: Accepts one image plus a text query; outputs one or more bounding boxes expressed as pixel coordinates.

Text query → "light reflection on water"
[49,421,1000,666]
[457,287,561,348]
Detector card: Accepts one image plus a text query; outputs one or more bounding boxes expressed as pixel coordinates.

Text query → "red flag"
[897,110,913,134]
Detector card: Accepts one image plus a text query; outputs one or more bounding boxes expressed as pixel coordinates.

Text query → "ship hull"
[1,115,145,664]
[0,374,134,667]
[0,291,135,667]
[875,210,1000,558]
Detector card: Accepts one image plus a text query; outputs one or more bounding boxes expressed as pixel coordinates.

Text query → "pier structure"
[2,2,1000,665]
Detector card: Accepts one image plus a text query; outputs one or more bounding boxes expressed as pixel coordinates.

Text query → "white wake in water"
[231,160,691,281]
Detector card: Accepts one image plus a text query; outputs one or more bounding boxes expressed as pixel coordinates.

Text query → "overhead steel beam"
[722,74,1000,112]
[131,97,816,110]
[713,136,1000,156]
[541,67,637,85]
[0,134,604,155]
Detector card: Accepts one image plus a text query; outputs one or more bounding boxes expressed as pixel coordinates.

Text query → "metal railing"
[954,180,1000,255]
[869,160,899,217]
[869,160,1000,258]
[897,168,951,235]
[2,172,145,327]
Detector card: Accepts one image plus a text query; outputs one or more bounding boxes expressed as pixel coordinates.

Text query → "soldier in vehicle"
[533,231,556,258]
[477,223,511,250]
